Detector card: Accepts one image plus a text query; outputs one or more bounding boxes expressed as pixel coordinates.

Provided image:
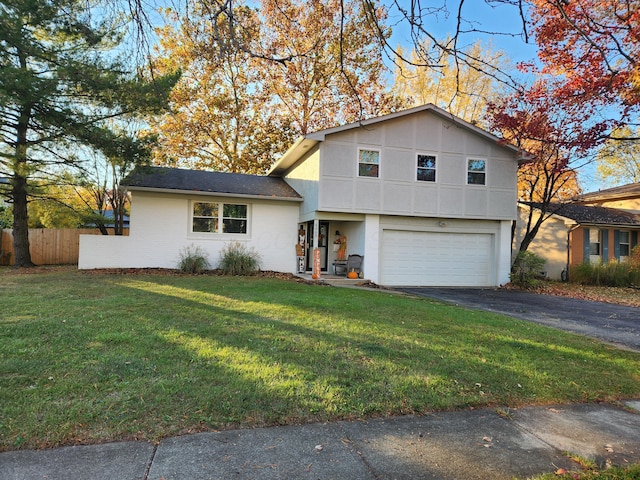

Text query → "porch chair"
[345,254,363,277]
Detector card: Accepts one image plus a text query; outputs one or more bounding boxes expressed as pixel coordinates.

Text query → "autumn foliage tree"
[152,5,293,174]
[258,0,396,134]
[528,0,640,133]
[392,40,510,126]
[152,0,396,173]
[596,126,640,186]
[487,79,603,253]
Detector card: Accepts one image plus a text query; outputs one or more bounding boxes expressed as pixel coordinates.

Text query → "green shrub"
[219,241,261,275]
[510,250,546,288]
[178,244,211,274]
[570,262,595,284]
[630,245,640,270]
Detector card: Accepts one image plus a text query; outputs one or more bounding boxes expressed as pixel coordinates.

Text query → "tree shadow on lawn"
[6,273,638,449]
[113,277,640,421]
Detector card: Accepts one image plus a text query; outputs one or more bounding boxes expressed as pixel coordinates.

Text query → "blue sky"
[387,1,539,64]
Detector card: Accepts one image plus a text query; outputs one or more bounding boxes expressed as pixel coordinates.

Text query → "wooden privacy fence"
[0,228,129,266]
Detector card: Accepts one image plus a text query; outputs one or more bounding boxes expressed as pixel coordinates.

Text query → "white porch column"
[496,220,513,285]
[363,214,380,283]
[312,218,320,278]
[312,219,319,250]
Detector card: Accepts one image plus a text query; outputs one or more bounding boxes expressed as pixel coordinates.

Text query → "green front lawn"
[1,269,640,450]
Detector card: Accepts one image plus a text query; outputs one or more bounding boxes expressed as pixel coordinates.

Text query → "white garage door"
[381,230,494,286]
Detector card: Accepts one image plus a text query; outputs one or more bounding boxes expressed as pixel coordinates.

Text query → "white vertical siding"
[317,110,518,220]
[79,191,300,272]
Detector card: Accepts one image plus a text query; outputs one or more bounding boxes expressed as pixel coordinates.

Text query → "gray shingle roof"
[121,167,302,201]
[526,202,640,226]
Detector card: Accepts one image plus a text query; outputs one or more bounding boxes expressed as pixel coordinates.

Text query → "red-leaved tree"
[528,0,639,130]
[488,78,610,252]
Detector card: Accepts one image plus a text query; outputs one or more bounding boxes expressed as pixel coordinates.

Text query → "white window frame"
[416,153,437,182]
[620,231,630,259]
[357,148,381,178]
[190,200,249,235]
[589,228,601,259]
[467,158,487,185]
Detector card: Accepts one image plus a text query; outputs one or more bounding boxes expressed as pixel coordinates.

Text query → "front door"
[306,221,329,271]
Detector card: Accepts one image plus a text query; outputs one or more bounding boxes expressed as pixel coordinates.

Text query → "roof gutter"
[122,186,304,202]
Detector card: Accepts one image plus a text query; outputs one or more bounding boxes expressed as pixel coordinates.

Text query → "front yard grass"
[1,268,640,451]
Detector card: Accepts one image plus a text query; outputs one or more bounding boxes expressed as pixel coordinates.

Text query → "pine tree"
[0,0,178,266]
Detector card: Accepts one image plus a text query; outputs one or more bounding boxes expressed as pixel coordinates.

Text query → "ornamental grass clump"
[571,260,640,287]
[219,241,261,275]
[177,244,211,274]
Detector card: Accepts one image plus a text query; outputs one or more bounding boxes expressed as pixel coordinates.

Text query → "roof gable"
[268,104,524,176]
[122,167,302,201]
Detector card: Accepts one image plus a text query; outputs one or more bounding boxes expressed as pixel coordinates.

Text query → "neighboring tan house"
[515,183,640,280]
[79,104,524,286]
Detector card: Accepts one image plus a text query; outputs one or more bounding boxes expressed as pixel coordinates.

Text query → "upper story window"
[467,159,486,185]
[417,154,436,182]
[192,201,247,234]
[358,148,380,178]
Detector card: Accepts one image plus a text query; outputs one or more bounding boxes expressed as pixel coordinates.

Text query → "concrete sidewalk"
[2,401,640,480]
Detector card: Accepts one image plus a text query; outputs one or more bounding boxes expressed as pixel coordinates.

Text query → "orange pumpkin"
[347,270,358,279]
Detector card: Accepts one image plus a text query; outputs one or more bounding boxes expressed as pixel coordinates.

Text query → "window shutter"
[602,229,609,262]
[632,231,639,248]
[583,228,590,263]
[613,230,621,260]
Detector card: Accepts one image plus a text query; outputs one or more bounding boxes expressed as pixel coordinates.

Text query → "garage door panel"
[381,230,493,286]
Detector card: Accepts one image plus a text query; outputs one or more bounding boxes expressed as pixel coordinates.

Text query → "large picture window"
[467,159,486,185]
[222,204,247,233]
[193,202,218,233]
[417,154,436,182]
[358,148,380,178]
[192,201,247,234]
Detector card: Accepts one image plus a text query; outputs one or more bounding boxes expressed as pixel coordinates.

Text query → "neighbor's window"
[467,159,486,185]
[192,201,247,234]
[589,229,601,256]
[620,231,630,257]
[358,148,380,178]
[417,154,436,182]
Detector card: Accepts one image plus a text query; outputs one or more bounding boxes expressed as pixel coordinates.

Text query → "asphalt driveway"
[396,287,640,352]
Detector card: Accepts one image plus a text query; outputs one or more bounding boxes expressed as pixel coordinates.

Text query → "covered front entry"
[380,230,494,286]
[305,220,329,271]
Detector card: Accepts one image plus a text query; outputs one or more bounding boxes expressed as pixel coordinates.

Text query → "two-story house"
[78,104,523,286]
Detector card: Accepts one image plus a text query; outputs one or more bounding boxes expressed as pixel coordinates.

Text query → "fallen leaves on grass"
[528,282,640,308]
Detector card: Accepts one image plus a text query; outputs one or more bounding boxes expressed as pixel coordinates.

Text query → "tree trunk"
[12,97,35,267]
[518,205,547,254]
[96,220,109,236]
[11,174,34,267]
